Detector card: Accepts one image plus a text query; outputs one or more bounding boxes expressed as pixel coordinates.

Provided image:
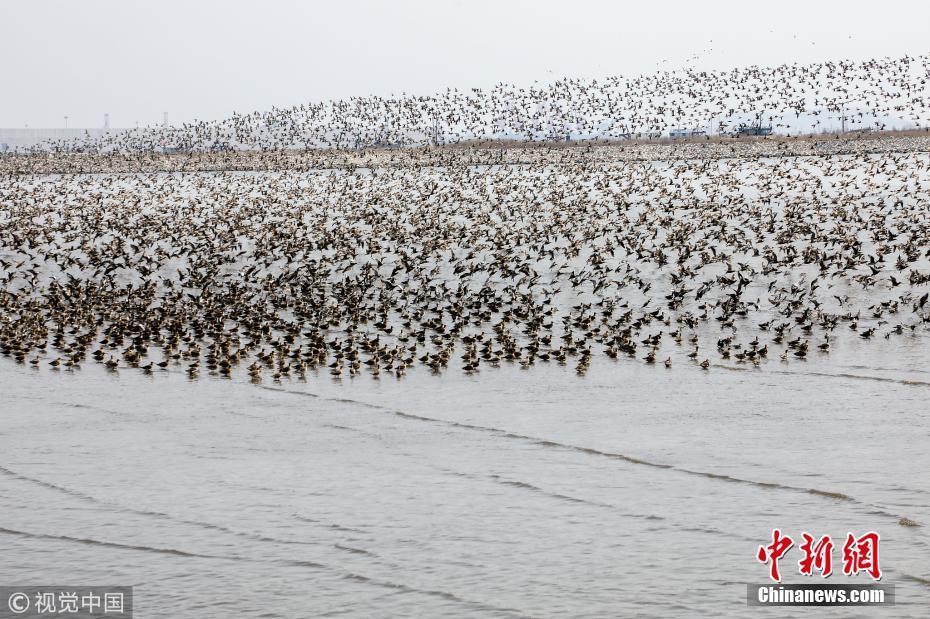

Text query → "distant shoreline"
[439,127,930,149]
[3,129,930,176]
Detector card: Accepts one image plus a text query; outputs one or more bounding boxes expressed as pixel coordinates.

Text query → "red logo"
[842,531,882,580]
[756,528,794,582]
[758,530,881,582]
[798,533,834,577]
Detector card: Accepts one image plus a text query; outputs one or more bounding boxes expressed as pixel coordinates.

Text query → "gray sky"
[2,0,929,128]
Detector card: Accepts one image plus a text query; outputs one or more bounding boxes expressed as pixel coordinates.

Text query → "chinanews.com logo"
[747,529,894,606]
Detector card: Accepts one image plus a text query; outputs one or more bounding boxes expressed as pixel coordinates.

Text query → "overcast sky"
[2,0,929,128]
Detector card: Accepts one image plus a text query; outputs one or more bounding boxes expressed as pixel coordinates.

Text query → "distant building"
[732,114,773,137]
[0,128,127,150]
[668,128,707,139]
[733,125,773,137]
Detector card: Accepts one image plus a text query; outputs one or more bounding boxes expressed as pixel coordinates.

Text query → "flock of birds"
[27,52,930,153]
[2,148,929,383]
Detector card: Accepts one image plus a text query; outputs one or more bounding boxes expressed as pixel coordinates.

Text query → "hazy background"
[2,0,929,128]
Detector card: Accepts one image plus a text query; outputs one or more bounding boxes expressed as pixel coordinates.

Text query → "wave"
[258,384,923,528]
[903,574,930,588]
[0,463,367,556]
[711,363,930,387]
[0,525,225,559]
[0,465,101,503]
[0,525,529,616]
[293,514,367,535]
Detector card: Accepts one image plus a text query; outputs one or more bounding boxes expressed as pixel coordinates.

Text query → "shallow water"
[2,351,929,617]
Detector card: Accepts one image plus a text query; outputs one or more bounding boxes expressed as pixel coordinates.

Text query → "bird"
[2,51,929,390]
